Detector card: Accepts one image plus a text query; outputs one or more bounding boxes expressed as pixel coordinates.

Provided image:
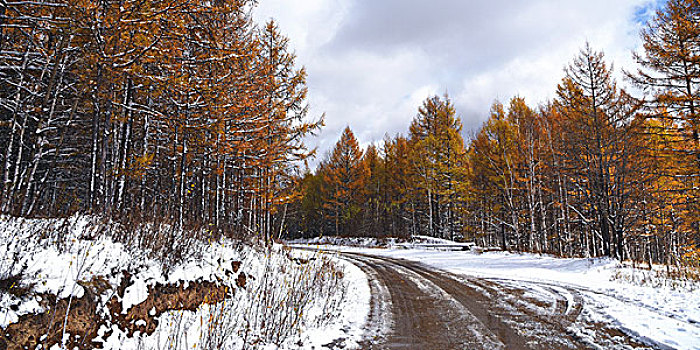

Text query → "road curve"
[341,252,656,350]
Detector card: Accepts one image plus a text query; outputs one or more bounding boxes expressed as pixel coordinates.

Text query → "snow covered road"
[297,245,700,350]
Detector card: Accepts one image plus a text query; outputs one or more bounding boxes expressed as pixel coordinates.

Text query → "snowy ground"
[293,241,700,350]
[0,216,369,349]
[6,216,697,349]
[93,247,370,350]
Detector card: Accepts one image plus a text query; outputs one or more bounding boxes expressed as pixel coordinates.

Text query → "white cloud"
[254,0,658,163]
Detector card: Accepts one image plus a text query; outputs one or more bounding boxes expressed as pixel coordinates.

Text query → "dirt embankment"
[0,264,247,350]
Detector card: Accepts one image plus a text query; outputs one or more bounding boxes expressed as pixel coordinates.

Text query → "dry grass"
[611,262,700,291]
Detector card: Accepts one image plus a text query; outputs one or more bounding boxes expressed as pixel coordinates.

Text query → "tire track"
[342,252,660,350]
[344,254,531,349]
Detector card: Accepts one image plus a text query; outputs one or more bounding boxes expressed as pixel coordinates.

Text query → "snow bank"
[0,216,244,326]
[287,236,405,248]
[94,248,369,350]
[286,249,370,349]
[288,234,475,250]
[0,216,370,349]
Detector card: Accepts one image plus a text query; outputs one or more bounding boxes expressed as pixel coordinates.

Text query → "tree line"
[287,0,700,265]
[0,0,320,244]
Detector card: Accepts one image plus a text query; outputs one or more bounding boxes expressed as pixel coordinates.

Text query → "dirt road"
[342,252,658,350]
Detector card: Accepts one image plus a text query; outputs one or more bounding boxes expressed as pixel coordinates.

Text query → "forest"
[0,0,320,247]
[286,0,700,267]
[0,0,698,268]
[2,1,699,349]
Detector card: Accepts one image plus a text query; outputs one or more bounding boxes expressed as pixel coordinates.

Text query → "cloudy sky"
[254,0,660,161]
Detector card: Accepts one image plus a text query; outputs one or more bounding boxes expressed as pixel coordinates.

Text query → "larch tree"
[629,0,700,153]
[468,101,524,250]
[382,134,414,238]
[628,0,700,251]
[508,97,546,252]
[362,144,384,237]
[555,44,640,258]
[252,20,320,244]
[321,126,369,236]
[0,0,320,247]
[408,94,468,240]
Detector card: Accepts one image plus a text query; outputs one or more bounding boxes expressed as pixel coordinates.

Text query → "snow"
[0,216,134,326]
[0,216,371,349]
[287,236,404,248]
[295,241,700,350]
[290,251,370,349]
[15,213,697,349]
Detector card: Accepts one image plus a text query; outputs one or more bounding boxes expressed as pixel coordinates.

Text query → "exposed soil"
[0,268,246,350]
[344,253,656,350]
